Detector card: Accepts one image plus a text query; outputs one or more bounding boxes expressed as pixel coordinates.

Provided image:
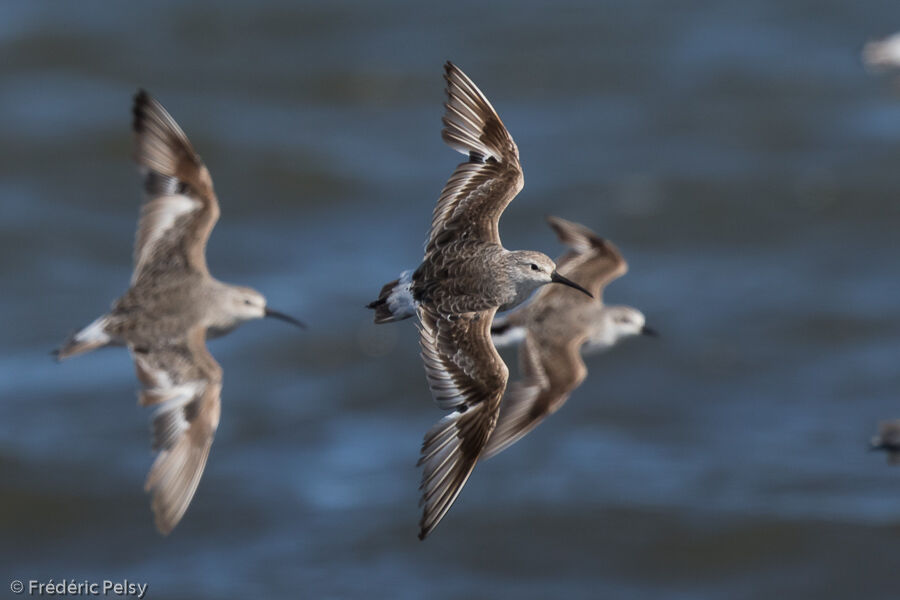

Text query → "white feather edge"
[133,193,200,283]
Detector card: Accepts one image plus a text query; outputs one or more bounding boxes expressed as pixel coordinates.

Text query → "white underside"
[491,325,526,349]
[134,194,200,282]
[582,338,615,356]
[387,270,417,320]
[133,352,174,389]
[75,315,111,346]
[153,383,201,422]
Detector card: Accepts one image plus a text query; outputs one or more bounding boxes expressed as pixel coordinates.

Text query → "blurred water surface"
[3,1,900,598]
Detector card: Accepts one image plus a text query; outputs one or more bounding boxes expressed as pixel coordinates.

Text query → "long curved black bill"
[550,271,593,298]
[265,308,306,329]
[641,325,659,337]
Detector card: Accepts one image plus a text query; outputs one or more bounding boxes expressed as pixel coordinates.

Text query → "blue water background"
[3,1,900,598]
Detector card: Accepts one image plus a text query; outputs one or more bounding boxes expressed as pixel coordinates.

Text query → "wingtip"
[442,61,458,93]
[132,89,152,133]
[438,60,515,165]
[545,214,566,225]
[546,214,579,234]
[148,493,176,536]
[545,214,569,233]
[154,518,175,536]
[153,514,176,537]
[546,216,587,245]
[547,216,617,255]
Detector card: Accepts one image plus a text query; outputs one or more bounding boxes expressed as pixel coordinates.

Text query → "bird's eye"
[530,264,539,271]
[245,300,253,306]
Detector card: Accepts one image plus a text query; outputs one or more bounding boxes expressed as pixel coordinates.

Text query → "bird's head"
[508,251,593,298]
[604,306,656,342]
[208,285,305,337]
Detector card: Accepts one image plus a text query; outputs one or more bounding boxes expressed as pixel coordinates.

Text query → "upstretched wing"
[130,325,222,534]
[425,62,523,253]
[490,216,626,343]
[416,305,507,539]
[544,215,627,302]
[131,90,219,284]
[483,330,587,459]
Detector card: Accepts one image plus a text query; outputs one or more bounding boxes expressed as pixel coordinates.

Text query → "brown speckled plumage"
[369,63,592,539]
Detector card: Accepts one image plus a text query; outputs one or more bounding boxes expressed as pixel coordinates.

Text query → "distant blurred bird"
[486,216,654,458]
[871,421,900,464]
[55,90,304,534]
[367,62,592,539]
[863,33,900,71]
[864,32,900,471]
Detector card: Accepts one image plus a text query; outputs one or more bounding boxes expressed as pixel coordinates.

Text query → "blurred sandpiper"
[486,216,655,458]
[55,90,304,534]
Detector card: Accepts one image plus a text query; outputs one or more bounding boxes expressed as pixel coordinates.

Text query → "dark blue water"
[4,1,900,598]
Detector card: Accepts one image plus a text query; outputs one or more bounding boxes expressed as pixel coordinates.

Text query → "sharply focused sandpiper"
[368,62,592,539]
[486,216,654,458]
[55,90,304,534]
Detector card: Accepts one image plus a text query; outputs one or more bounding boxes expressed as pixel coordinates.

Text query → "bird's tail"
[367,270,416,324]
[54,315,114,361]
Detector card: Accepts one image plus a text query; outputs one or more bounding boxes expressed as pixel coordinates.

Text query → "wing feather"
[483,331,587,459]
[426,62,523,252]
[130,325,222,534]
[131,90,219,283]
[546,216,628,302]
[416,306,507,539]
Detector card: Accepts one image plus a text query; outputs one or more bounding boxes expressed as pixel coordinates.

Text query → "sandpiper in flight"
[55,90,304,534]
[368,62,593,539]
[486,216,655,458]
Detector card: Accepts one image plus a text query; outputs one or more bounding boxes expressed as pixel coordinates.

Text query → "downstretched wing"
[416,305,507,539]
[426,62,523,253]
[483,330,587,459]
[129,325,222,534]
[131,90,219,284]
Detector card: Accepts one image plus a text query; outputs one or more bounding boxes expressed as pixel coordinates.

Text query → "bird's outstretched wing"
[131,90,219,284]
[426,62,523,253]
[130,324,222,534]
[416,305,507,539]
[543,215,627,302]
[483,330,587,459]
[490,216,625,347]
